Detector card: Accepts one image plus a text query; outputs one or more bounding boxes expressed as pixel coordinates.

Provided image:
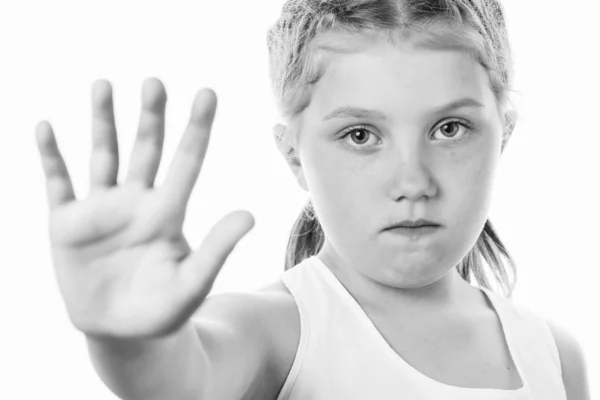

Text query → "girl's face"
[282,37,510,296]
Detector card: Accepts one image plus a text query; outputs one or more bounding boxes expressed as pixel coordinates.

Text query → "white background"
[1,0,597,398]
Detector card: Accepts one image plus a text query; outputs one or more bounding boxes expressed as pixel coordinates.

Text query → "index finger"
[161,88,217,211]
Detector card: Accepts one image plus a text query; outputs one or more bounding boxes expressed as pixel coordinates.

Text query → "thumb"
[177,210,255,310]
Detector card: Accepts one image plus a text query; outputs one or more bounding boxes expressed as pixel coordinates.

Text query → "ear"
[273,123,309,192]
[501,109,518,154]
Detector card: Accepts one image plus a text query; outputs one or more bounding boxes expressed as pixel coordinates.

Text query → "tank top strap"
[479,286,567,399]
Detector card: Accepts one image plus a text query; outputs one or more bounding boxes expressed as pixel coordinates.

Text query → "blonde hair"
[266,0,518,299]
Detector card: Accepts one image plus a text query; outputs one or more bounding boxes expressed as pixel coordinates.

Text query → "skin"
[276,34,514,323]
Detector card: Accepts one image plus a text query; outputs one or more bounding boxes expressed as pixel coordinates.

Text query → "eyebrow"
[322,97,485,122]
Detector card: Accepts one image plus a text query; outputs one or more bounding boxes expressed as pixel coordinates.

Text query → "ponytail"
[284,199,325,272]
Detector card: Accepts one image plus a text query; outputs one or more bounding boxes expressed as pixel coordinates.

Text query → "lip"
[386,225,441,239]
[386,219,441,229]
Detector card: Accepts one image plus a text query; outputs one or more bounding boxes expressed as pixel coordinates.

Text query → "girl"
[34,0,590,399]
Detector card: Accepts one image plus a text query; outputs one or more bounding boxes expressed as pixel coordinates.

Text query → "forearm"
[86,321,208,400]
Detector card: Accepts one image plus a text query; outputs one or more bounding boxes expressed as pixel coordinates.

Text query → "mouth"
[386,219,441,230]
[392,225,439,229]
[385,224,441,238]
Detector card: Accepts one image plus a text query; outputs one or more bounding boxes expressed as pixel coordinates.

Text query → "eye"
[339,119,474,150]
[339,125,381,148]
[431,119,473,142]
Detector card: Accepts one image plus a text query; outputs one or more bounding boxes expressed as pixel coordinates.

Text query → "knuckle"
[137,112,164,141]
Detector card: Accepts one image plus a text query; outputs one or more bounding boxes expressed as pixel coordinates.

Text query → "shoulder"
[255,278,303,372]
[197,277,300,347]
[197,278,301,372]
[196,278,297,324]
[189,280,300,400]
[196,279,295,319]
[546,319,591,400]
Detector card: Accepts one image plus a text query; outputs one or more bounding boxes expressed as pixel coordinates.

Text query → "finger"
[161,88,217,210]
[177,210,255,313]
[35,121,76,210]
[125,77,167,188]
[90,79,119,193]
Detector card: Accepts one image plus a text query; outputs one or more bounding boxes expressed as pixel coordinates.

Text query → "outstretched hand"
[35,78,255,339]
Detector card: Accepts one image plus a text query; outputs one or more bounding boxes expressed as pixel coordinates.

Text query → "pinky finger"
[35,121,76,210]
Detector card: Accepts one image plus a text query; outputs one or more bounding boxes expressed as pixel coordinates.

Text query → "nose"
[388,146,437,201]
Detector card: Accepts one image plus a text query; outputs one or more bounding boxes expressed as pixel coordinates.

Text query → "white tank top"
[276,255,566,400]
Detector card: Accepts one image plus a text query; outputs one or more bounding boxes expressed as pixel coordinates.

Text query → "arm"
[547,319,591,400]
[87,321,207,400]
[194,291,284,399]
[36,80,275,400]
[86,291,281,400]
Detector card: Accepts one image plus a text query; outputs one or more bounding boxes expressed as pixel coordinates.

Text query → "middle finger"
[125,77,167,188]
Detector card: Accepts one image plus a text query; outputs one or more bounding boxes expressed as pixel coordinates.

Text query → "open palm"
[35,78,255,339]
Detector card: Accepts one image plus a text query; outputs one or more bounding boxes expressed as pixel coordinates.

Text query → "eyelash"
[339,119,474,150]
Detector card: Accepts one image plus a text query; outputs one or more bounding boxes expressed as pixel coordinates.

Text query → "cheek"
[311,165,373,222]
[452,128,499,188]
[305,142,369,201]
[446,145,498,225]
[304,152,376,238]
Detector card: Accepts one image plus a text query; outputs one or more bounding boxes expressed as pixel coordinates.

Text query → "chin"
[380,260,449,289]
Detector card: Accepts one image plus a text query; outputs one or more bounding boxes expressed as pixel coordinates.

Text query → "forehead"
[305,38,494,122]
